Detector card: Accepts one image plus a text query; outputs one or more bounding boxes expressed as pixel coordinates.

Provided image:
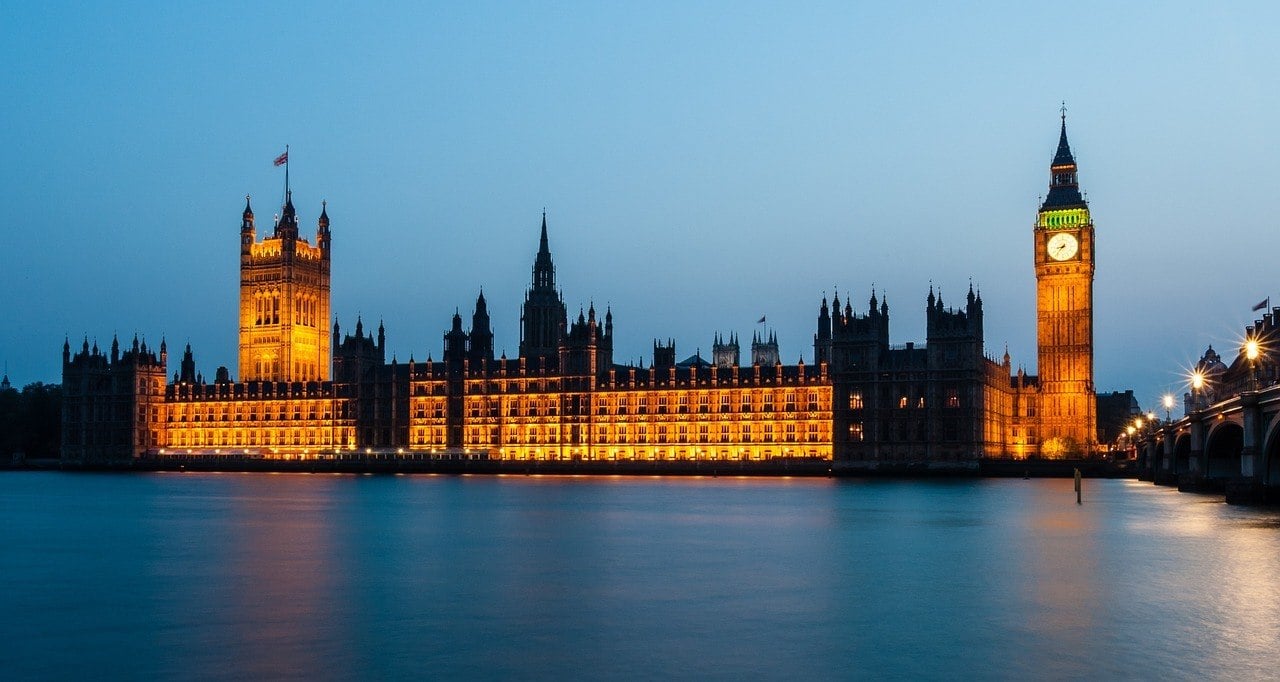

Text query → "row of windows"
[846,420,964,442]
[847,390,963,410]
[412,422,830,447]
[168,427,353,448]
[412,391,832,419]
[252,291,323,328]
[167,401,343,422]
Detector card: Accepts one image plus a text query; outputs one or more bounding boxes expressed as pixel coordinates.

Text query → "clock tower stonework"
[1033,116,1097,455]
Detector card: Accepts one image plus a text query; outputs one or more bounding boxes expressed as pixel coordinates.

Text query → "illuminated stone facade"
[61,120,1104,465]
[238,193,331,383]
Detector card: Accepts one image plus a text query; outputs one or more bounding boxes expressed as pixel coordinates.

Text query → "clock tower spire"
[1033,110,1097,456]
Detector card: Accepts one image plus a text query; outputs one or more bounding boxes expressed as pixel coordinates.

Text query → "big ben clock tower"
[1033,112,1097,455]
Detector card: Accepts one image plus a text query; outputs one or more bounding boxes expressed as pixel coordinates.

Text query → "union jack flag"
[273,151,288,167]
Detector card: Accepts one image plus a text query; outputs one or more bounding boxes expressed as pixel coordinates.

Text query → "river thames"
[2,472,1278,680]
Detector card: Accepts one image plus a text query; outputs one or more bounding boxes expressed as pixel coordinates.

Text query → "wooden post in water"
[1074,468,1082,504]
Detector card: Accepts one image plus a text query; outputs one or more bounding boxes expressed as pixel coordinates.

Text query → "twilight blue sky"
[2,2,1278,410]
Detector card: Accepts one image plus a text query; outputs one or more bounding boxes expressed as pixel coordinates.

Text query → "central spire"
[532,210,555,290]
[1052,108,1076,167]
[1041,109,1086,210]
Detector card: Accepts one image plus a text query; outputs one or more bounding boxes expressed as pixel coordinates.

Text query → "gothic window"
[849,392,864,410]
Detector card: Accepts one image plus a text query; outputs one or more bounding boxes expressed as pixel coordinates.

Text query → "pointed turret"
[317,200,331,253]
[469,290,494,365]
[180,343,196,383]
[276,190,299,240]
[241,194,256,255]
[444,309,468,366]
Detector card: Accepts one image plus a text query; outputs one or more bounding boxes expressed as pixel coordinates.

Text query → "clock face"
[1047,232,1079,261]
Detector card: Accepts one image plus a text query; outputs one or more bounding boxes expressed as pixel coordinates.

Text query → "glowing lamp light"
[1191,372,1205,391]
[1126,426,1136,436]
[1246,338,1261,361]
[1134,418,1144,429]
[1163,395,1174,410]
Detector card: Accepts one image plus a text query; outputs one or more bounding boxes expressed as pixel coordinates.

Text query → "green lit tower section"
[1032,112,1097,456]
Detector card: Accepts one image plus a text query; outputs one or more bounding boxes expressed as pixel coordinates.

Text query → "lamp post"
[1191,371,1205,411]
[1162,394,1174,422]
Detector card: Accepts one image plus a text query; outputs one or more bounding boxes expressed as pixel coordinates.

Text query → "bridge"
[1134,318,1280,504]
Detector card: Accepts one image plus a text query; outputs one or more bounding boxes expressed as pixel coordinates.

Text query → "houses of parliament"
[61,120,1098,467]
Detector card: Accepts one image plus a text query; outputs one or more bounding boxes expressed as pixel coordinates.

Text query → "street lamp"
[1245,337,1261,391]
[1162,394,1174,421]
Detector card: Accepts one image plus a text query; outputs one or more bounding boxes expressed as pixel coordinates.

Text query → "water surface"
[2,473,1277,679]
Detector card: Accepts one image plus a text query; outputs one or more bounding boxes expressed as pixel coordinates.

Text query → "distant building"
[1096,390,1141,445]
[63,119,1108,466]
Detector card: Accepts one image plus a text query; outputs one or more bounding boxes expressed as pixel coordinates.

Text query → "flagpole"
[285,144,290,196]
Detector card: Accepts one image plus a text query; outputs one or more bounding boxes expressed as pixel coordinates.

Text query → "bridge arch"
[1205,420,1244,479]
[1173,433,1191,475]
